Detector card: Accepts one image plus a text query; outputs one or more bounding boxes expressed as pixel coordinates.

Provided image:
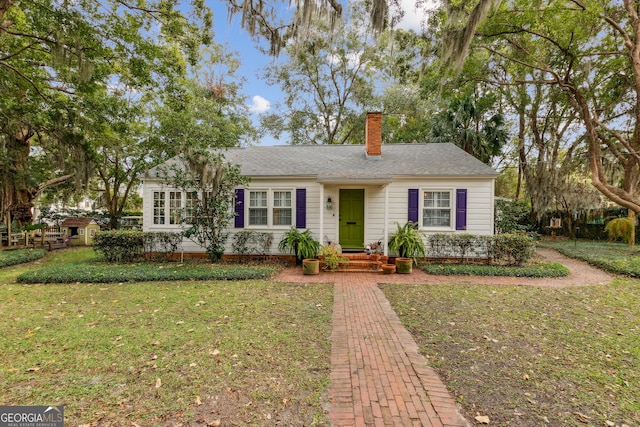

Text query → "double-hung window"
[248,190,293,227]
[249,191,268,226]
[169,192,182,224]
[423,190,451,228]
[184,192,198,224]
[273,191,292,226]
[153,192,166,224]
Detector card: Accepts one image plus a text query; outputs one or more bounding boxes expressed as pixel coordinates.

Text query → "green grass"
[381,279,640,427]
[540,240,640,277]
[0,248,47,267]
[15,248,276,283]
[0,249,333,426]
[421,261,570,277]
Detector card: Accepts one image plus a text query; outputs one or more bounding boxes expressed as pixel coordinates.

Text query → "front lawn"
[381,279,640,427]
[540,240,640,277]
[0,248,47,267]
[0,249,333,426]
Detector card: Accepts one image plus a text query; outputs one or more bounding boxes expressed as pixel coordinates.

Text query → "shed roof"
[146,143,498,180]
[60,217,97,227]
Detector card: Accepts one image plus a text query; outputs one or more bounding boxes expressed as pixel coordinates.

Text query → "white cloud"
[248,95,271,114]
[396,0,440,32]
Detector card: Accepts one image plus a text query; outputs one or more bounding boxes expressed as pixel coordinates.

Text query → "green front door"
[339,189,365,250]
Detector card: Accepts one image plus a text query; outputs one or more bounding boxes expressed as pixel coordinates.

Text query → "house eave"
[316,176,393,185]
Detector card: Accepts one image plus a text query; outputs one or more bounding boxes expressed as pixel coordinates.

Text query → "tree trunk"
[2,127,36,227]
[0,0,15,22]
[629,210,636,247]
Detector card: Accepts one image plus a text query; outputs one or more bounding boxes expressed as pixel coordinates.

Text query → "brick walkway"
[275,268,469,427]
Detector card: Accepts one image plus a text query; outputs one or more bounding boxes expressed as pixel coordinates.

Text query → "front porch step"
[319,253,386,273]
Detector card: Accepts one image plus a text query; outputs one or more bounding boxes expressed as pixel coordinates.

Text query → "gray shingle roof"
[147,143,498,180]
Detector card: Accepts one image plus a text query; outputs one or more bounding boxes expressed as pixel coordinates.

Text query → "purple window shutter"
[234,188,244,228]
[408,189,419,223]
[456,189,467,230]
[296,188,306,228]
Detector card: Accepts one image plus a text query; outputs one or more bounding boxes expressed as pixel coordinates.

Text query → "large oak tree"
[0,0,212,227]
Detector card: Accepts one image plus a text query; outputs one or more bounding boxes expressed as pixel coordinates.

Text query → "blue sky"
[204,0,437,146]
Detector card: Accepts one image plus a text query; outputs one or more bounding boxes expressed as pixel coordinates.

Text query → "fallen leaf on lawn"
[522,374,530,381]
[27,367,40,372]
[176,321,184,325]
[195,396,202,406]
[475,415,490,424]
[573,412,590,423]
[211,349,220,356]
[207,420,221,427]
[605,421,615,427]
[155,378,162,388]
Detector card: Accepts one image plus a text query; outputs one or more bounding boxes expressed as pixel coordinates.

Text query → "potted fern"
[388,221,426,273]
[278,227,320,265]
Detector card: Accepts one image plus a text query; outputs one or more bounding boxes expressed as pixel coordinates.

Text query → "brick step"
[320,260,382,272]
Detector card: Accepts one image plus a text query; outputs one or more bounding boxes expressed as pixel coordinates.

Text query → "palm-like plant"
[388,221,426,260]
[430,94,508,164]
[278,227,320,260]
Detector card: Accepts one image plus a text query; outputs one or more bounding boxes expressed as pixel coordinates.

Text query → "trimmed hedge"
[93,230,182,262]
[232,230,274,257]
[16,262,276,284]
[425,233,537,266]
[0,249,47,268]
[422,261,570,278]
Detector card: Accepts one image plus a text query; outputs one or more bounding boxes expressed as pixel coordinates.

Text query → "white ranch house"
[142,113,498,256]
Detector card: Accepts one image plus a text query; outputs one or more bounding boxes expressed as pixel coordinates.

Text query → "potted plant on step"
[319,244,349,272]
[278,227,320,266]
[388,221,426,274]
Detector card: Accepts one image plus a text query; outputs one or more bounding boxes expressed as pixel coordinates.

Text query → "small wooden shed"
[60,217,100,246]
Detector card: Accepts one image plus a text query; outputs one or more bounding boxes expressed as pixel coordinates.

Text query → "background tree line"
[3,0,639,238]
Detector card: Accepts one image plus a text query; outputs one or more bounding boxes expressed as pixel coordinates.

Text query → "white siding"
[142,176,495,255]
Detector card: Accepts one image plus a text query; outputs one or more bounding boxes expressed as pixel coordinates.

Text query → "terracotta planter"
[395,257,413,274]
[381,264,396,274]
[370,253,381,262]
[302,258,320,275]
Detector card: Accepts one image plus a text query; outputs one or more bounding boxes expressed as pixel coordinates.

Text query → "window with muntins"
[273,191,292,226]
[169,192,182,224]
[423,191,451,227]
[153,192,165,224]
[249,191,268,226]
[185,191,198,224]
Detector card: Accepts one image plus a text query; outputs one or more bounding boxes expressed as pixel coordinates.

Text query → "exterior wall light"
[326,197,333,210]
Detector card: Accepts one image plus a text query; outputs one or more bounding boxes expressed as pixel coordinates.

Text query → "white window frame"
[247,189,294,228]
[153,191,166,225]
[169,192,182,224]
[184,191,198,224]
[421,189,454,231]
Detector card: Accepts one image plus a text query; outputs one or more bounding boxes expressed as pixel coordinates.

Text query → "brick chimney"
[365,112,382,158]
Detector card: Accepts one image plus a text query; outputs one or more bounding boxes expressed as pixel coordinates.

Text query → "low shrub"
[142,232,183,261]
[424,233,536,266]
[94,230,183,262]
[422,261,569,277]
[604,217,634,244]
[490,233,537,266]
[232,230,274,258]
[0,249,47,268]
[17,262,276,284]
